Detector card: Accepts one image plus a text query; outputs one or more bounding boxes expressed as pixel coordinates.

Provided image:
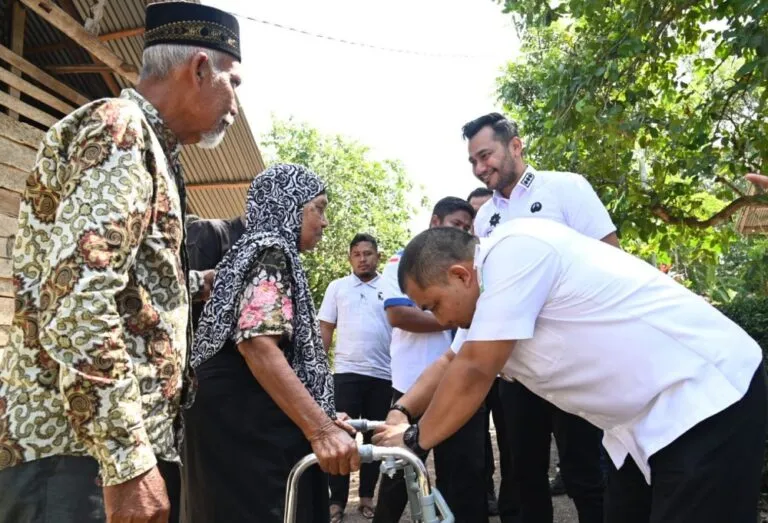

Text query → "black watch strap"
[389,403,414,424]
[403,423,427,455]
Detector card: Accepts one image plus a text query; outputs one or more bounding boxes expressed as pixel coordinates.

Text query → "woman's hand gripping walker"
[284,419,454,523]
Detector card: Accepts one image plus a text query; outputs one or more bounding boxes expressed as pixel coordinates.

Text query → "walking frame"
[284,419,454,522]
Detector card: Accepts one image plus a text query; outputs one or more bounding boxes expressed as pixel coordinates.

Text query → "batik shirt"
[0,89,195,486]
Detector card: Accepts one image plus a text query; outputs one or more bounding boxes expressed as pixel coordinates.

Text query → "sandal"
[357,504,375,520]
[330,506,344,523]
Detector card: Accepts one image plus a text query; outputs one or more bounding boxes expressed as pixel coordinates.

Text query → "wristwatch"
[389,403,414,424]
[403,423,427,455]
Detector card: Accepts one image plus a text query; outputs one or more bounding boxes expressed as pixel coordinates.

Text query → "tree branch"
[651,194,768,228]
[715,175,745,197]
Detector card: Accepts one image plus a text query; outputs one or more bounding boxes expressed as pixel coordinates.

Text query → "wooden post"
[8,1,27,120]
[18,0,139,85]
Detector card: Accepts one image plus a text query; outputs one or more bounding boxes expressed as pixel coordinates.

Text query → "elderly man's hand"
[746,173,768,191]
[371,422,409,448]
[200,270,215,302]
[309,421,360,476]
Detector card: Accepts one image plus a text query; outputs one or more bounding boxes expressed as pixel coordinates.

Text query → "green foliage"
[261,118,419,305]
[494,0,768,301]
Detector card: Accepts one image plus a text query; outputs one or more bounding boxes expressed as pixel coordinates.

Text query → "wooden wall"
[0,112,41,346]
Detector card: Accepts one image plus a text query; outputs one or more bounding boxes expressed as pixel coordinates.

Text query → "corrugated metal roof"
[10,0,265,219]
[737,185,768,236]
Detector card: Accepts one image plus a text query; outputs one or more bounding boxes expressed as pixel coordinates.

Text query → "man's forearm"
[417,340,514,449]
[387,306,446,333]
[396,351,453,418]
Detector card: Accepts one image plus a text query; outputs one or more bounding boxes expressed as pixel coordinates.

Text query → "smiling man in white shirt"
[464,112,612,523]
[372,221,767,523]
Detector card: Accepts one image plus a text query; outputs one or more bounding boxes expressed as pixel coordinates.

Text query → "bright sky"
[207,0,519,233]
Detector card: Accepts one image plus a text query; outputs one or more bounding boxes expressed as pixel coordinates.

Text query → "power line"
[227,10,497,60]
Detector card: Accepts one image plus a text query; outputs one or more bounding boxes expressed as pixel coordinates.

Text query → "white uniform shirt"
[452,219,761,483]
[474,165,616,240]
[382,249,452,393]
[318,274,393,381]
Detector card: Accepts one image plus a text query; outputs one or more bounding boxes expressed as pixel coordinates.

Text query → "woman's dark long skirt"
[181,350,330,523]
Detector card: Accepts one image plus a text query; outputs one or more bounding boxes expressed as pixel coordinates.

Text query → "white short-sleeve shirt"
[318,274,393,381]
[452,219,761,483]
[382,249,452,393]
[473,165,616,240]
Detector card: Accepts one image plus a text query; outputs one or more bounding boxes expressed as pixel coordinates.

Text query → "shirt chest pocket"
[509,323,566,382]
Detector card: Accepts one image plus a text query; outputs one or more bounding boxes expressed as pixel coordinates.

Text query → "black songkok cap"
[144,2,241,62]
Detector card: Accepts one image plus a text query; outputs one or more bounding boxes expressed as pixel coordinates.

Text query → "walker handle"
[345,418,385,432]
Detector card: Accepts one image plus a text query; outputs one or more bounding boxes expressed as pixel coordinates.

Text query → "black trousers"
[604,363,768,523]
[182,351,329,523]
[499,379,604,523]
[328,373,393,509]
[485,378,521,523]
[0,455,180,523]
[373,389,488,523]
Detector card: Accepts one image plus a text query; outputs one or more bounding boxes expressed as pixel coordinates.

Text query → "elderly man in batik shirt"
[0,4,242,523]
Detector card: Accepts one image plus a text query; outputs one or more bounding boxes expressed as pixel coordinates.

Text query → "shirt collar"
[492,164,538,205]
[120,88,181,166]
[353,274,380,287]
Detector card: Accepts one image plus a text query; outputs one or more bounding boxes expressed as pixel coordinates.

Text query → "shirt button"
[578,411,586,417]
[545,393,554,400]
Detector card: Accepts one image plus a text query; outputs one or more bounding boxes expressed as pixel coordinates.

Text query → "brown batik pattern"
[0,89,189,486]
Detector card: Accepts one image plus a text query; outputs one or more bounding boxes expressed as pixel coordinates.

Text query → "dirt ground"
[337,423,578,522]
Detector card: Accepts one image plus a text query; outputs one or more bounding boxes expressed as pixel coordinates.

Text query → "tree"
[494,0,768,300]
[261,118,420,305]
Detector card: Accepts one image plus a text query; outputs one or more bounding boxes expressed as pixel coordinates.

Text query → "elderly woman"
[183,164,359,523]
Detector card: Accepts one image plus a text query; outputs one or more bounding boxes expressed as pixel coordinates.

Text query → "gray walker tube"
[283,420,454,523]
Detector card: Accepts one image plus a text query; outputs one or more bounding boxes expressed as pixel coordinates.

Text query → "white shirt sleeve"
[317,279,338,324]
[563,174,616,240]
[466,236,560,343]
[381,253,415,309]
[450,328,469,353]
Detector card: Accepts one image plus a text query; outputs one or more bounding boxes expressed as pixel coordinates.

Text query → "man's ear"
[429,215,440,228]
[508,136,524,157]
[189,51,211,87]
[448,263,474,287]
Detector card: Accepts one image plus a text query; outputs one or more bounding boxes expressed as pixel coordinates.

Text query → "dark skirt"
[181,349,329,523]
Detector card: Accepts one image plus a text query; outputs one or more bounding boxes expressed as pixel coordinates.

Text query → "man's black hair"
[397,227,478,292]
[461,112,520,144]
[467,187,493,202]
[432,196,476,221]
[349,233,378,252]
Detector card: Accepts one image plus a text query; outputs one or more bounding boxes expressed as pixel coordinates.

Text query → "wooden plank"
[0,136,38,172]
[57,0,121,97]
[8,2,27,120]
[0,259,10,280]
[0,189,21,218]
[0,278,13,298]
[0,91,57,127]
[19,0,140,84]
[0,112,44,148]
[0,215,18,237]
[0,236,15,259]
[27,26,145,55]
[187,181,252,191]
[0,67,75,115]
[0,164,29,194]
[0,297,13,326]
[45,64,112,74]
[0,44,89,106]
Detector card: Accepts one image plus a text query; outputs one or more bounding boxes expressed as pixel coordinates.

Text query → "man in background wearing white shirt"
[374,197,488,523]
[464,112,612,523]
[319,234,393,521]
[374,222,766,523]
